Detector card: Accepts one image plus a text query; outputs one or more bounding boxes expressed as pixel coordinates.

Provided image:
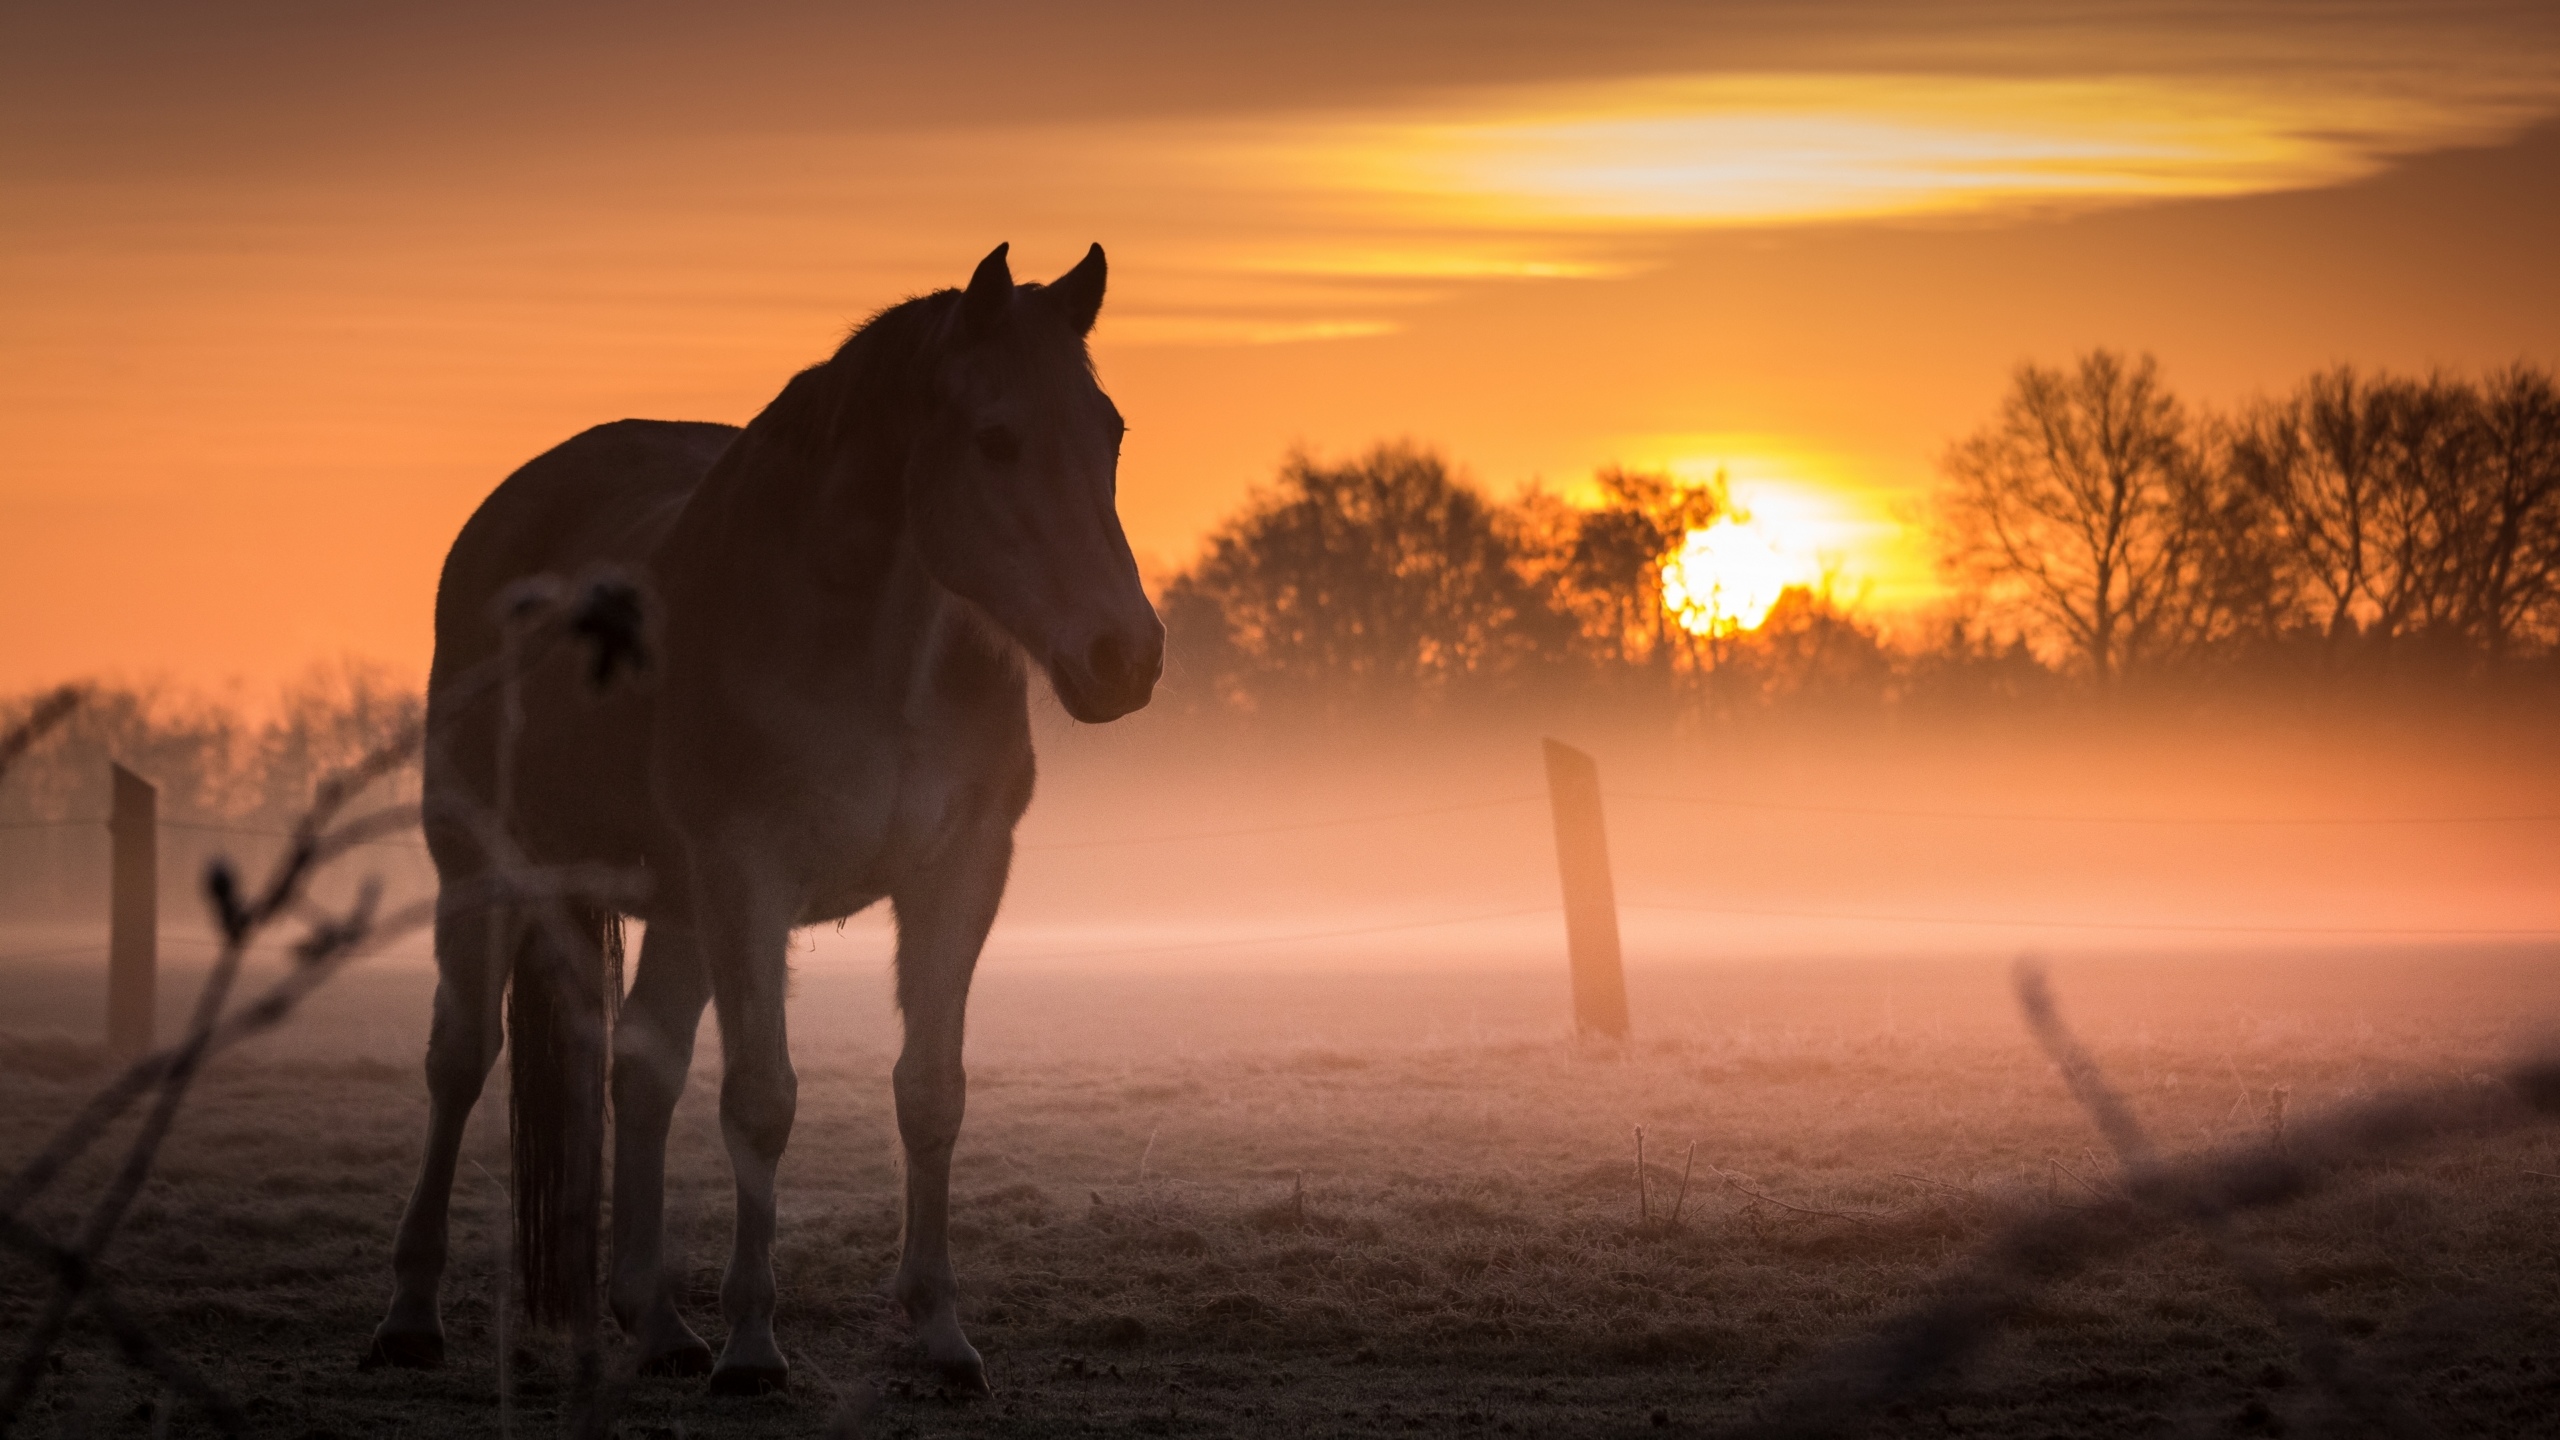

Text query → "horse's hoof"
[638,1340,715,1378]
[932,1344,991,1397]
[707,1363,789,1397]
[360,1328,444,1370]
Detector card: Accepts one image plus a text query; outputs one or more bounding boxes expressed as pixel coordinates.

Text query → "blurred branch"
[1728,976,2558,1439]
[0,571,652,1433]
[0,687,81,789]
[2014,958,2420,1436]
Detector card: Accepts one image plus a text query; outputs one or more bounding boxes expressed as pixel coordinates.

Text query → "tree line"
[5,351,2551,847]
[1163,354,2560,719]
[0,666,426,919]
[1940,352,2560,686]
[1160,448,1733,715]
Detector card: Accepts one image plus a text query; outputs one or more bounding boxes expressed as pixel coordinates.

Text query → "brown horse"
[369,244,1160,1394]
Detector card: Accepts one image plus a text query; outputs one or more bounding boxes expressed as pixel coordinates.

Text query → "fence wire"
[14,733,2555,954]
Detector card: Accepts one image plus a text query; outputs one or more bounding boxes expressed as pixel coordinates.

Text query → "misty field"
[4,943,2555,1437]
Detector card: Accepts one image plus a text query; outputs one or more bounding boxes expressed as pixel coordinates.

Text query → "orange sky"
[6,1,2559,694]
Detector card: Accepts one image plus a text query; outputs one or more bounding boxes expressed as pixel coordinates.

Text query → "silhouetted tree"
[1161,443,1567,713]
[2454,364,2560,660]
[1573,467,1726,671]
[1512,467,1726,675]
[2225,364,2560,669]
[1898,610,2067,711]
[0,669,425,920]
[2363,374,2480,647]
[1936,351,2214,684]
[1156,355,2559,723]
[255,661,427,817]
[2225,367,2398,649]
[1707,583,1898,712]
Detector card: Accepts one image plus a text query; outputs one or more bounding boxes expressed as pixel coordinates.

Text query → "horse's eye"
[975,424,1020,465]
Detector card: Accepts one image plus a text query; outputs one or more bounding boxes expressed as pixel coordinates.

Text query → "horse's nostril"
[1087,633,1128,688]
[1080,631,1159,704]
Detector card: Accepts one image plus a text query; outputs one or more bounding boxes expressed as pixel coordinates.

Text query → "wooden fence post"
[107,762,156,1058]
[1542,738,1629,1040]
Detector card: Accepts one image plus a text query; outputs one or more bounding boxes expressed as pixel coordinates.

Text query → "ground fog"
[3,944,2555,1437]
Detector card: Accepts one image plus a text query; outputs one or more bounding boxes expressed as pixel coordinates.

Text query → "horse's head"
[909,243,1163,723]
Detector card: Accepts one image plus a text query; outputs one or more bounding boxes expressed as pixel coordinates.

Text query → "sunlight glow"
[1599,440,1929,621]
[1662,515,1821,636]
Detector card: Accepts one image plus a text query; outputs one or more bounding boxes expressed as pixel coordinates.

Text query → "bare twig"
[0,573,653,1432]
[1671,1141,1698,1223]
[2047,1154,2109,1201]
[0,866,631,1238]
[1636,1126,1649,1224]
[1712,1166,1877,1225]
[0,723,415,1427]
[0,686,81,787]
[0,1215,244,1430]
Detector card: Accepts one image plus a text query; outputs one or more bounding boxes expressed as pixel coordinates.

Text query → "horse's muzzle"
[1050,627,1163,723]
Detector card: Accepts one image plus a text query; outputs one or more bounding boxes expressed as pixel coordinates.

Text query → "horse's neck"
[650,316,972,713]
[660,339,923,611]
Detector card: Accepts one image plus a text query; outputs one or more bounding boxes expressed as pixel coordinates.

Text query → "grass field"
[4,942,2557,1437]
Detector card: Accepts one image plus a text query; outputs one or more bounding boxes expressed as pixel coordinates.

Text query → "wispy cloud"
[937,46,2560,341]
[1102,315,1402,346]
[1203,65,2560,234]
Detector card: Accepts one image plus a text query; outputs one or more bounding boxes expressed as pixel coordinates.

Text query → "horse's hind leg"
[609,919,715,1375]
[693,855,799,1396]
[889,837,1008,1395]
[369,892,509,1368]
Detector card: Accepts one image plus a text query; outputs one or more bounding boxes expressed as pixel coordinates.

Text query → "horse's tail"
[508,903,623,1329]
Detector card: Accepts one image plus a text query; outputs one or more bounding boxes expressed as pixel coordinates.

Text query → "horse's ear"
[1047,243,1106,337]
[962,242,1012,340]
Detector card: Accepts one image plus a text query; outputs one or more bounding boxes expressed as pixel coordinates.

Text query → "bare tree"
[2225,367,2398,647]
[2226,366,2560,668]
[1935,351,2211,684]
[2369,375,2482,645]
[2452,364,2560,660]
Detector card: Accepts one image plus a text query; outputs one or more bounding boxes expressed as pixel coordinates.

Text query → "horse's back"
[432,419,737,676]
[425,419,738,876]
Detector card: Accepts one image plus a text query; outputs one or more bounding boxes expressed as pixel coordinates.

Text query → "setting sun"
[1661,514,1817,635]
[1597,443,1930,617]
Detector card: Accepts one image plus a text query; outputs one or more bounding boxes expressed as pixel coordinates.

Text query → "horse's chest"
[793,750,1016,922]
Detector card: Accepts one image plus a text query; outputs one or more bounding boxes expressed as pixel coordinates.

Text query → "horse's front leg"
[692,853,800,1396]
[889,827,1009,1394]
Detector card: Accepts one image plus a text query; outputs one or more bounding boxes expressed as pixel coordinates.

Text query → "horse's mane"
[751,280,1099,464]
[755,289,960,460]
